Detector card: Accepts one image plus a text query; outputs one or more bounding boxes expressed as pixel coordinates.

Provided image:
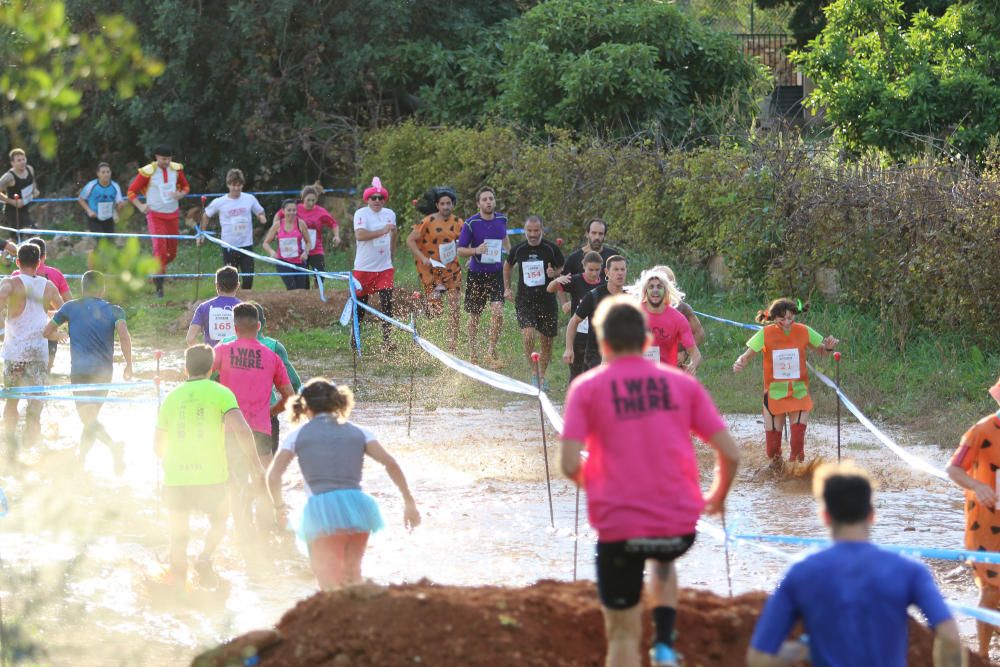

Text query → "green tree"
[796,0,1000,160]
[497,0,771,143]
[0,0,162,157]
[756,0,952,47]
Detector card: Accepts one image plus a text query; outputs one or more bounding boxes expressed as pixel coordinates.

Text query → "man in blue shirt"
[748,462,964,667]
[44,270,134,473]
[78,162,126,235]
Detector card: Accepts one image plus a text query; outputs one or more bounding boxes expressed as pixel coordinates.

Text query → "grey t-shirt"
[280,414,376,496]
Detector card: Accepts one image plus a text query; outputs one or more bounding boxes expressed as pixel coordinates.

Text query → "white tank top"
[3,274,50,363]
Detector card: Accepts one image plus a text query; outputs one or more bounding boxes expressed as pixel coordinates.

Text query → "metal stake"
[531,353,555,528]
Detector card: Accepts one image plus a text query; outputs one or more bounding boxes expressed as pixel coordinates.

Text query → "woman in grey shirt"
[267,378,420,589]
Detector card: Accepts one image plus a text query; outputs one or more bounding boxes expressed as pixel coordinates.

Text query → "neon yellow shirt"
[157,378,239,486]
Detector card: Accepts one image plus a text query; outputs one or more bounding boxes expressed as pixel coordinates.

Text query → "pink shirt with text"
[561,355,727,542]
[211,337,290,434]
[645,306,696,366]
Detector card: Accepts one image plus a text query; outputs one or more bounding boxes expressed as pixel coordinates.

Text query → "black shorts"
[70,371,112,399]
[4,206,34,237]
[87,218,115,235]
[163,483,229,515]
[596,533,696,609]
[270,414,280,454]
[515,295,558,338]
[253,430,274,458]
[464,271,504,314]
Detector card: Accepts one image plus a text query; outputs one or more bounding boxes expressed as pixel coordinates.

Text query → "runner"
[43,270,133,473]
[280,184,339,289]
[630,268,701,372]
[651,265,706,348]
[10,237,73,371]
[457,186,509,366]
[201,168,267,290]
[0,149,39,240]
[352,177,397,351]
[947,413,1000,657]
[77,162,126,236]
[557,218,622,311]
[548,251,604,383]
[262,199,311,290]
[0,243,63,452]
[749,462,963,667]
[406,187,463,350]
[219,302,302,458]
[560,295,739,667]
[563,255,628,374]
[732,299,839,463]
[503,215,564,389]
[155,344,261,589]
[185,266,241,347]
[266,377,420,590]
[127,144,190,298]
[212,304,294,537]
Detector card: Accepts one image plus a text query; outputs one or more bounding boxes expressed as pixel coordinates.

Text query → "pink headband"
[363,176,389,202]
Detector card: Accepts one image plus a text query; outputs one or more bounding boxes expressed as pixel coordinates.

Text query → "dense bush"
[363,122,1000,346]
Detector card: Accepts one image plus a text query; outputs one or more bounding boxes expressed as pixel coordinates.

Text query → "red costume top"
[127,161,190,221]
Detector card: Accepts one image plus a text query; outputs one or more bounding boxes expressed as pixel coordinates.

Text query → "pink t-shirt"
[561,355,727,542]
[645,306,695,366]
[13,262,70,296]
[279,204,338,256]
[212,337,290,434]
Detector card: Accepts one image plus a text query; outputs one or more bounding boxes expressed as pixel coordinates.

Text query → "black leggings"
[221,246,255,290]
[355,288,394,344]
[306,254,325,289]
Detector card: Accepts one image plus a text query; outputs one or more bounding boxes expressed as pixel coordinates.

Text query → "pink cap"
[363,176,389,202]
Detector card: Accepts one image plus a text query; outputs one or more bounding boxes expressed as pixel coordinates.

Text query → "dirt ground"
[190,580,991,667]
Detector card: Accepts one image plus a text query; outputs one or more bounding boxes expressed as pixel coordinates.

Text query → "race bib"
[522,260,545,287]
[278,236,300,258]
[19,183,33,204]
[208,307,235,342]
[772,348,801,380]
[576,318,589,334]
[308,228,318,249]
[97,201,113,220]
[481,239,502,264]
[644,346,661,363]
[438,241,457,265]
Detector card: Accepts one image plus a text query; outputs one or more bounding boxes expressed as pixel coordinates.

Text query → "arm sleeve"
[190,303,207,328]
[204,198,221,218]
[574,292,596,320]
[279,424,303,454]
[553,246,566,268]
[457,222,473,248]
[320,209,337,228]
[127,171,149,200]
[560,380,590,442]
[112,305,126,323]
[689,378,727,442]
[211,346,223,374]
[353,210,366,230]
[950,424,981,470]
[52,305,68,326]
[806,326,824,347]
[272,353,291,387]
[746,328,765,352]
[113,182,124,203]
[358,426,377,443]
[677,311,696,349]
[749,575,800,654]
[274,342,301,391]
[910,562,953,629]
[49,270,69,295]
[505,244,518,266]
[250,196,264,215]
[79,181,95,200]
[176,170,190,193]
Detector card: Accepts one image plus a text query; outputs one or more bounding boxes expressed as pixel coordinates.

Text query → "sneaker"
[541,379,550,393]
[529,376,539,388]
[650,643,680,667]
[194,557,221,589]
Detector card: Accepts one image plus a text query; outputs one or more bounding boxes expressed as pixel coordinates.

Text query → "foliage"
[90,237,162,303]
[756,0,953,47]
[497,0,772,142]
[0,0,162,157]
[796,0,1000,161]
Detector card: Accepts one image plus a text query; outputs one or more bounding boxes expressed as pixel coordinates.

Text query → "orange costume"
[127,161,190,274]
[950,414,1000,587]
[412,213,463,293]
[745,322,825,461]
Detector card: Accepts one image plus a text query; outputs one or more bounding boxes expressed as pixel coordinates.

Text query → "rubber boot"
[789,423,807,462]
[765,430,782,459]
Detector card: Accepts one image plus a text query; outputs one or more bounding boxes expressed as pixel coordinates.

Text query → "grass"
[32,212,1000,445]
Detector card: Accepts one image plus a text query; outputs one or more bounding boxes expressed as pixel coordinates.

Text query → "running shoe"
[530,376,539,388]
[541,379,550,392]
[650,643,681,667]
[194,557,221,589]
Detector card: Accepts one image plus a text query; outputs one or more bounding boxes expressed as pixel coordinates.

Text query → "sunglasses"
[368,195,383,201]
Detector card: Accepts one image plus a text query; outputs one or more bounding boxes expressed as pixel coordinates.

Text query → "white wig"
[626,268,685,308]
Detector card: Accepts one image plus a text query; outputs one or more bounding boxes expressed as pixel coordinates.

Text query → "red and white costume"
[127,162,190,272]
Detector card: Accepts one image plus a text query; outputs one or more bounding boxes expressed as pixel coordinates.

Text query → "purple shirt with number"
[191,295,242,347]
[457,212,508,274]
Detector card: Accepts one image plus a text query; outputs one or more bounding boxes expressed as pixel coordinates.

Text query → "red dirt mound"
[190,580,991,667]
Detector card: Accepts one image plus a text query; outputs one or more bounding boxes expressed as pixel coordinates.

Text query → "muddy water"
[0,349,984,665]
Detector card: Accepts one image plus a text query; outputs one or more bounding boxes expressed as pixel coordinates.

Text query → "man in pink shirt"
[9,237,72,370]
[212,302,294,536]
[560,295,739,667]
[633,268,701,372]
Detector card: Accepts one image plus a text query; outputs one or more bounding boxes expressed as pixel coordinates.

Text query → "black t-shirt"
[574,284,613,363]
[564,274,605,314]
[562,245,623,277]
[506,239,565,300]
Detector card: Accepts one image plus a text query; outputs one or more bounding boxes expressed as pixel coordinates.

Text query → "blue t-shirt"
[750,541,952,667]
[51,297,126,377]
[79,179,124,221]
[457,213,507,274]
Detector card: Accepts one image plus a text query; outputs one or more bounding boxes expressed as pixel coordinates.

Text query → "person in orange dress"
[732,299,839,462]
[947,413,1000,657]
[406,187,463,351]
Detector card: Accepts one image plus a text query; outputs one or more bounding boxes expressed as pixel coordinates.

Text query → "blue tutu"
[293,489,385,545]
